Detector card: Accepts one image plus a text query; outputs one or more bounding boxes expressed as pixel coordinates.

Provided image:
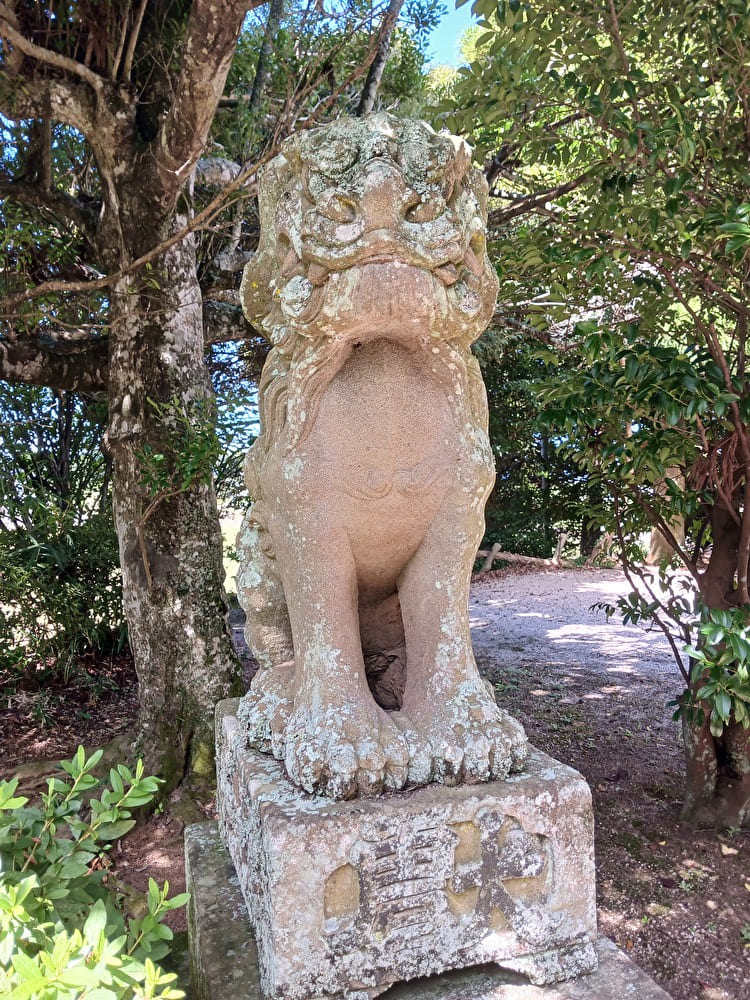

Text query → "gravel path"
[466,568,749,1000]
[470,567,678,675]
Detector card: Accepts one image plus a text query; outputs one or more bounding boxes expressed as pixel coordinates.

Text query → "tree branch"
[488,170,596,226]
[0,301,263,397]
[120,0,149,84]
[0,73,99,137]
[0,333,108,393]
[0,149,264,312]
[203,300,262,345]
[155,0,267,205]
[0,175,98,235]
[204,302,269,381]
[0,3,106,92]
[249,0,285,111]
[356,0,404,116]
[484,114,586,191]
[194,157,242,188]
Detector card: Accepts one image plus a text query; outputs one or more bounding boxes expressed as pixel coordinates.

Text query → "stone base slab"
[185,820,673,1000]
[215,699,599,1000]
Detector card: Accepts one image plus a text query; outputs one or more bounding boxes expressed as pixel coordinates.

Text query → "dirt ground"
[2,567,749,1000]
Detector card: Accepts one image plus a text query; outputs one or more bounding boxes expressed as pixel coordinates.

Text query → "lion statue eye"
[319,193,358,224]
[405,196,445,224]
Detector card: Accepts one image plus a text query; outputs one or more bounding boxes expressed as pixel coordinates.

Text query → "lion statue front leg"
[395,499,529,787]
[239,492,411,799]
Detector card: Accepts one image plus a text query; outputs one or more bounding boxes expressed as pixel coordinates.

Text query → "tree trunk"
[248,0,284,111]
[682,711,750,827]
[107,209,242,793]
[356,0,404,116]
[680,497,750,826]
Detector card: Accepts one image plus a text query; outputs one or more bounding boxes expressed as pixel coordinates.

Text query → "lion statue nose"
[359,159,433,231]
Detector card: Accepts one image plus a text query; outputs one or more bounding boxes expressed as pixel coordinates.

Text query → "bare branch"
[293,38,383,132]
[0,4,106,93]
[613,494,692,685]
[0,332,108,393]
[356,0,405,116]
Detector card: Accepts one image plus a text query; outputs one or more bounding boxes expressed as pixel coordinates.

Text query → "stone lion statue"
[235,114,528,799]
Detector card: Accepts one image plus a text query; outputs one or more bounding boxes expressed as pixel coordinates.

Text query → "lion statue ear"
[240,142,304,335]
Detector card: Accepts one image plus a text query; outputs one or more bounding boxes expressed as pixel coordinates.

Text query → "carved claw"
[237,662,295,759]
[398,682,528,789]
[284,705,409,800]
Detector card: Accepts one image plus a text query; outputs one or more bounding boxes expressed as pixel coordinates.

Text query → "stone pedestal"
[215,700,599,1000]
[185,823,674,1000]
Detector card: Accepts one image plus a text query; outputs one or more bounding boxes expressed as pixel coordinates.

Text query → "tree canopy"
[445,0,750,824]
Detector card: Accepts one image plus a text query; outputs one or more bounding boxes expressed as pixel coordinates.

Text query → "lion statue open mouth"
[235,114,528,799]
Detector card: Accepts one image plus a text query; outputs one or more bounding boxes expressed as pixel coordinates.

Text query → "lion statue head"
[241,114,498,455]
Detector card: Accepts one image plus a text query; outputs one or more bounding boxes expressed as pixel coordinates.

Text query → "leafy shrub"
[597,585,750,739]
[0,384,127,690]
[0,748,187,999]
[0,509,127,687]
[683,607,750,736]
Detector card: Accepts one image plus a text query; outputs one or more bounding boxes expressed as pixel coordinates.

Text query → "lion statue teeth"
[235,114,528,799]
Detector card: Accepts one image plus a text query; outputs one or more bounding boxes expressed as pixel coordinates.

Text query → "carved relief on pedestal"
[321,809,558,972]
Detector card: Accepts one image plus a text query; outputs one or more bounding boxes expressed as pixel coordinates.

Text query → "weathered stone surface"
[184,820,260,1000]
[186,819,672,1000]
[234,113,528,799]
[216,701,598,1000]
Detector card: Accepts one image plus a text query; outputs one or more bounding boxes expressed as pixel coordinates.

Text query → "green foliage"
[0,508,126,683]
[0,118,105,342]
[446,1,750,750]
[211,0,444,158]
[475,329,595,556]
[684,607,750,737]
[137,395,220,503]
[0,748,187,999]
[601,586,750,738]
[0,385,126,689]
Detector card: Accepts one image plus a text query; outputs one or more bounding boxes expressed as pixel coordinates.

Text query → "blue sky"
[426,2,477,67]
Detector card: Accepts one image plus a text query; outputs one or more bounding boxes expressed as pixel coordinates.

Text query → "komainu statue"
[236,114,528,798]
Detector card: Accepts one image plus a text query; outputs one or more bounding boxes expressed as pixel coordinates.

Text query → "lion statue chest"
[269,332,472,603]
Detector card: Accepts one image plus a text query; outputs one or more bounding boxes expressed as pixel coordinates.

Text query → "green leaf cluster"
[0,748,187,999]
[137,395,221,501]
[683,607,750,737]
[475,328,598,556]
